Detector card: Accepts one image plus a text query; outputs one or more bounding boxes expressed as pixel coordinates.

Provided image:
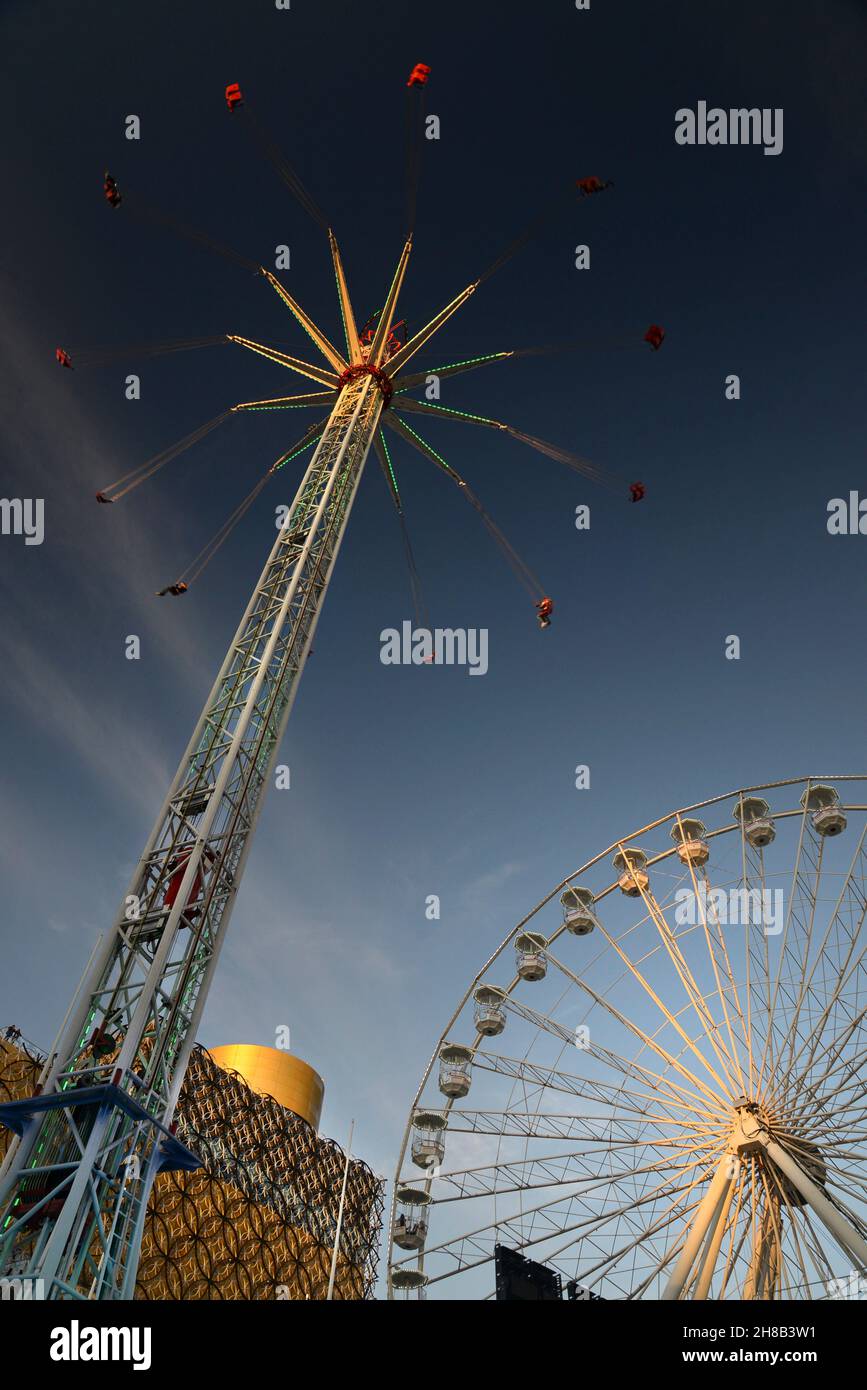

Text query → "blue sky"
[1,0,866,1270]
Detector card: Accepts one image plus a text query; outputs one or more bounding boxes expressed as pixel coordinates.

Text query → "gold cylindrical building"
[136,1044,383,1300]
[208,1044,324,1130]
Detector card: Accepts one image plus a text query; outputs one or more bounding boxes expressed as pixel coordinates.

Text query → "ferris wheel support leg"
[743,1198,777,1301]
[692,1175,735,1300]
[761,1135,867,1274]
[661,1156,732,1300]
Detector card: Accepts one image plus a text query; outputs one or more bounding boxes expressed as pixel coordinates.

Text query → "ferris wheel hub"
[727,1102,828,1207]
[729,1104,768,1156]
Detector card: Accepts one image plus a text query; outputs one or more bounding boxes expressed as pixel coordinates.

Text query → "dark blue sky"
[1,0,865,1199]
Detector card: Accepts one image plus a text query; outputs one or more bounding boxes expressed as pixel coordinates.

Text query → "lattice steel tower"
[0,220,488,1297]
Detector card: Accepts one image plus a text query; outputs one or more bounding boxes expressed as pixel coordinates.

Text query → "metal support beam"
[662,1157,732,1300]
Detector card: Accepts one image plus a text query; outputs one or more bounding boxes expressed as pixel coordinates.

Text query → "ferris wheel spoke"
[509,1181,687,1264]
[404,1153,649,1204]
[781,999,867,1125]
[772,867,867,1106]
[786,1056,867,1130]
[470,1049,722,1128]
[771,825,867,1098]
[418,1162,711,1289]
[596,1162,740,1298]
[821,1168,867,1207]
[796,1200,848,1291]
[410,1140,721,1216]
[739,815,771,1100]
[754,819,811,1097]
[441,1109,715,1151]
[543,1154,726,1290]
[547,1194,700,1298]
[568,882,738,1103]
[540,945,732,1115]
[739,811,755,1100]
[755,801,819,1100]
[811,1113,867,1155]
[684,857,751,1094]
[817,1139,867,1166]
[632,833,748,1094]
[409,1185,657,1282]
[492,988,729,1124]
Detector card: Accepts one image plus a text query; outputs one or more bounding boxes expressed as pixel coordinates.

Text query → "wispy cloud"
[0,277,217,691]
[0,620,172,815]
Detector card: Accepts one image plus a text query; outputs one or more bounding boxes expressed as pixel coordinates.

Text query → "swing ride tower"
[0,223,475,1297]
[0,73,649,1299]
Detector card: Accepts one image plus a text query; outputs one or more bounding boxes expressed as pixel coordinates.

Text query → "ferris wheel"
[388,776,867,1301]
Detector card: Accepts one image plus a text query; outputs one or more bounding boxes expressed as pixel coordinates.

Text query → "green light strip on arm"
[378,430,400,502]
[394,352,510,393]
[429,351,509,372]
[393,417,452,470]
[273,435,324,473]
[396,401,500,427]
